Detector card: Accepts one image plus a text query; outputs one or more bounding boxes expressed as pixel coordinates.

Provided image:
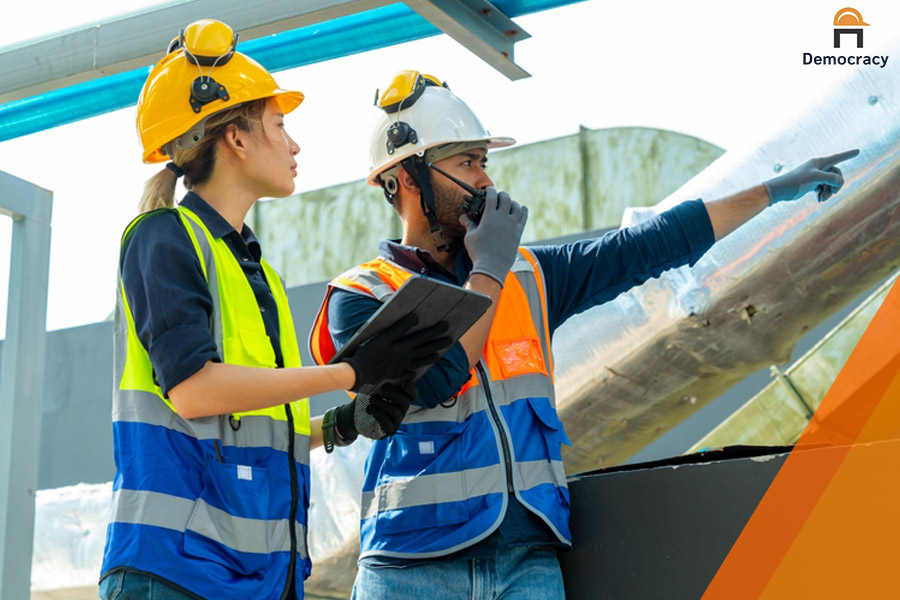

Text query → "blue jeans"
[98,570,197,600]
[351,539,564,600]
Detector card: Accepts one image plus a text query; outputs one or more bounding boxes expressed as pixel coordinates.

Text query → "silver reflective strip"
[113,284,130,389]
[360,464,505,521]
[403,398,482,425]
[369,283,395,301]
[111,488,308,558]
[333,258,413,302]
[114,389,311,464]
[178,211,224,356]
[517,459,568,491]
[401,374,553,428]
[510,254,534,273]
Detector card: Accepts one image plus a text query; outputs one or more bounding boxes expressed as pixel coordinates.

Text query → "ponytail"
[137,98,268,214]
[139,167,178,213]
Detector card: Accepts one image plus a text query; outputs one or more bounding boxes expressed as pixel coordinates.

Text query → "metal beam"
[404,0,531,80]
[0,0,393,104]
[0,0,536,105]
[0,171,52,599]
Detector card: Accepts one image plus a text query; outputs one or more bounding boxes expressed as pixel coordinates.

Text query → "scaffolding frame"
[0,171,52,599]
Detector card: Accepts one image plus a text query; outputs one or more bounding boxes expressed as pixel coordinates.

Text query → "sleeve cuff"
[148,323,220,395]
[671,199,716,266]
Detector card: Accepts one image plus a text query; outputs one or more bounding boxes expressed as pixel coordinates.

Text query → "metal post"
[0,170,52,600]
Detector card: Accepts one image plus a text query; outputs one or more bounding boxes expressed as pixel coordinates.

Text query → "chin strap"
[403,155,449,253]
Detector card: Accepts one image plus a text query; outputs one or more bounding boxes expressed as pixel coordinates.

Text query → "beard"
[429,176,468,244]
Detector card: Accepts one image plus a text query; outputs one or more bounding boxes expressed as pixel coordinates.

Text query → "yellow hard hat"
[137,19,304,163]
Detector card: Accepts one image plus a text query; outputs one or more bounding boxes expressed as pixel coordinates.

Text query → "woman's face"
[243,97,300,198]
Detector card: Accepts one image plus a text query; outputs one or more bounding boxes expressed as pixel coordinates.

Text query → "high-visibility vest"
[310,250,571,559]
[102,207,312,599]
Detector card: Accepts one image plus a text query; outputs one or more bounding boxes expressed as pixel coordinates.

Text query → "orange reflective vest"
[310,249,571,558]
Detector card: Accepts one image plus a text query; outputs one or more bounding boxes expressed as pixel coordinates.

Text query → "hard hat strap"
[403,155,450,253]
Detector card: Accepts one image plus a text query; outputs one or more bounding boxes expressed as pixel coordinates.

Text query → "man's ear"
[397,167,420,194]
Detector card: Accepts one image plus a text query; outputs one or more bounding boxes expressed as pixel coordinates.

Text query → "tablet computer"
[329,276,492,394]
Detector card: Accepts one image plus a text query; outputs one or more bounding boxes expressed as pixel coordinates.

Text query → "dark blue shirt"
[120,192,282,395]
[327,198,715,562]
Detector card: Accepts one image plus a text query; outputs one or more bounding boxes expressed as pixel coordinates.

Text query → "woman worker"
[99,19,449,600]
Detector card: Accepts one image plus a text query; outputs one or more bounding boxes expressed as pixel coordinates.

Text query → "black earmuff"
[190,77,230,113]
[386,122,417,155]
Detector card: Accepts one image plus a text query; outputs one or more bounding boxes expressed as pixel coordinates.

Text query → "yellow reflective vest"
[102,206,311,599]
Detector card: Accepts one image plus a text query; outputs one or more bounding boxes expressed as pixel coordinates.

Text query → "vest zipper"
[476,362,515,493]
[279,404,299,600]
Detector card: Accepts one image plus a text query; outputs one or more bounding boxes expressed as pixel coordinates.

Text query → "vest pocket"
[526,397,571,488]
[182,457,271,577]
[375,427,469,533]
[492,337,547,379]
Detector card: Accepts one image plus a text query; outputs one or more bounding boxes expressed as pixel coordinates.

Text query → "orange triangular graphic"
[703,276,900,599]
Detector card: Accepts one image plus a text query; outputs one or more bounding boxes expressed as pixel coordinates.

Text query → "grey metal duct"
[555,34,900,474]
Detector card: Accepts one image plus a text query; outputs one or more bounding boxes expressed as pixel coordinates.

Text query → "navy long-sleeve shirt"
[120,192,282,396]
[326,198,715,562]
[327,199,715,408]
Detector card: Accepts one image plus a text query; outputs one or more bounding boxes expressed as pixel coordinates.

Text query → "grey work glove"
[342,314,452,393]
[763,148,859,205]
[335,380,417,441]
[459,187,528,285]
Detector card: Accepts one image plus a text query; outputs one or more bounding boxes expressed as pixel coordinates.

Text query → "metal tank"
[555,34,900,474]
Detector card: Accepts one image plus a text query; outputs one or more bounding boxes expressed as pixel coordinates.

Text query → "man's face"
[429,148,493,242]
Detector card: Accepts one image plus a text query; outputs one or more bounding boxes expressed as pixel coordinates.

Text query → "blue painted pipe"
[0,0,583,142]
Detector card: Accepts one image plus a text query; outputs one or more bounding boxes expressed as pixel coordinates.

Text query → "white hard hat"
[367,71,514,186]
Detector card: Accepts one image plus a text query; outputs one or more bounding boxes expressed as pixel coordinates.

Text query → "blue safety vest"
[311,249,571,558]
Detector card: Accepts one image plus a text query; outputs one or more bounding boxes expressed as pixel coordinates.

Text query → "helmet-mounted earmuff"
[173,23,239,114]
[374,71,450,251]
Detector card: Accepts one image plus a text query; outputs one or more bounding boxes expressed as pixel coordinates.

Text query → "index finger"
[818,148,860,168]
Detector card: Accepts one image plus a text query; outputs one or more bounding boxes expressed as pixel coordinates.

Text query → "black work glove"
[341,313,452,393]
[335,380,418,441]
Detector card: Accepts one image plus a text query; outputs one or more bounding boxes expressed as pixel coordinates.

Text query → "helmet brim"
[367,135,516,186]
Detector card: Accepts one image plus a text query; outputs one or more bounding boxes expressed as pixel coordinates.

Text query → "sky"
[0,0,898,332]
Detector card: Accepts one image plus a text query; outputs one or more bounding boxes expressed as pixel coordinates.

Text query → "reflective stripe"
[111,488,307,558]
[518,459,567,492]
[360,459,563,520]
[510,254,534,273]
[332,265,400,302]
[402,374,553,426]
[360,465,505,520]
[114,390,310,463]
[518,248,554,380]
[177,211,224,355]
[403,399,481,425]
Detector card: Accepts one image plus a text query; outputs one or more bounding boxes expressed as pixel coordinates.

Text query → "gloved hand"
[459,187,528,286]
[335,380,418,441]
[341,313,451,393]
[763,148,859,205]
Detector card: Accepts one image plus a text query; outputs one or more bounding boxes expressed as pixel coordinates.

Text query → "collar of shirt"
[377,239,473,286]
[180,192,262,262]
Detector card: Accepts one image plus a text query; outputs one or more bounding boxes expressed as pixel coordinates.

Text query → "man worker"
[309,70,858,599]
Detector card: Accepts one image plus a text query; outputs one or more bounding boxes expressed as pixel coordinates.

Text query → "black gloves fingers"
[343,315,451,392]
